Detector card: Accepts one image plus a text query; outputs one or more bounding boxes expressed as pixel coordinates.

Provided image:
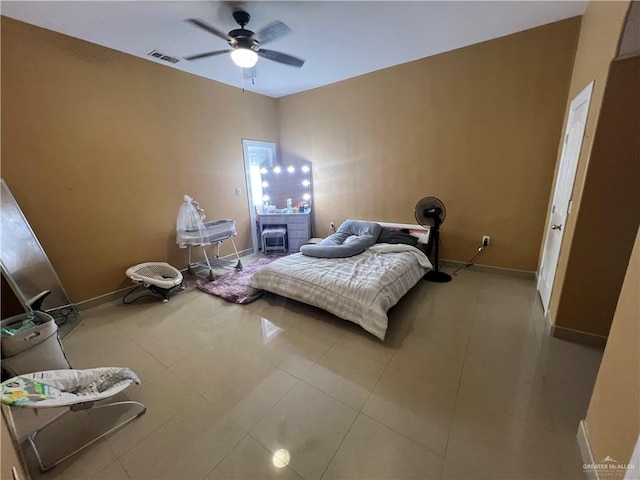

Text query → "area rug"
[196,255,285,304]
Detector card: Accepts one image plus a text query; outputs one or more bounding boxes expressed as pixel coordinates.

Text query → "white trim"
[578,420,599,480]
[625,435,640,480]
[242,139,277,254]
[350,219,429,232]
[537,81,594,313]
[350,219,430,244]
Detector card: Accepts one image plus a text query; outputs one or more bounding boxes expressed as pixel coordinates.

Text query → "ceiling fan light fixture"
[231,48,258,68]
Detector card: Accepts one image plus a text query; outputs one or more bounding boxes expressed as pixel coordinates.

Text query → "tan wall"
[1,17,278,302]
[546,1,631,333]
[277,19,580,271]
[585,226,640,469]
[554,56,640,337]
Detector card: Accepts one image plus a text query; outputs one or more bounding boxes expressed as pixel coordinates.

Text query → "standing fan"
[414,197,452,283]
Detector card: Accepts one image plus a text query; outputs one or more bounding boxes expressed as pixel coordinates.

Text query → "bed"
[247,221,432,340]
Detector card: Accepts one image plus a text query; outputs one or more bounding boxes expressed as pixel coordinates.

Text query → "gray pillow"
[376,227,419,247]
[300,220,382,258]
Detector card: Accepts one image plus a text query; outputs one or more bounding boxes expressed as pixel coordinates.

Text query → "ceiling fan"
[184,10,305,69]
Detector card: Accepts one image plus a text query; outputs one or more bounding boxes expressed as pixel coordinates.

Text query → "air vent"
[148,50,180,64]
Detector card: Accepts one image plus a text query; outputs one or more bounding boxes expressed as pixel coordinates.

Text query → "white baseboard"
[578,420,599,480]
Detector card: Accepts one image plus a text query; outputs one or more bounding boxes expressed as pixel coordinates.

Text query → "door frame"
[537,81,594,314]
[242,139,277,253]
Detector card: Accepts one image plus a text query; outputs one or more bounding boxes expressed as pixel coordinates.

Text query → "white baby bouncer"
[124,261,185,303]
[1,367,146,472]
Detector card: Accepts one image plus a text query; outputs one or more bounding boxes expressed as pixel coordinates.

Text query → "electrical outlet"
[482,235,490,246]
[330,222,335,230]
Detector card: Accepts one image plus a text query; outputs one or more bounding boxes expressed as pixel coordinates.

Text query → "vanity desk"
[257,210,312,252]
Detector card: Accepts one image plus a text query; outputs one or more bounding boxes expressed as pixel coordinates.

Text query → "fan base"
[423,270,452,283]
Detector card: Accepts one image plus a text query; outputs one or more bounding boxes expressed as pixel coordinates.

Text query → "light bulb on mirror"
[287,166,295,173]
[273,166,282,174]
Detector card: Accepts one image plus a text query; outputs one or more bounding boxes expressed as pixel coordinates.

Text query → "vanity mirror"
[260,160,313,212]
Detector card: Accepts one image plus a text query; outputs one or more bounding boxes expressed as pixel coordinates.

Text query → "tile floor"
[9,260,604,480]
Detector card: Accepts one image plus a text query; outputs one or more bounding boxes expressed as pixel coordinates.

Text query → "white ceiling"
[1,1,588,98]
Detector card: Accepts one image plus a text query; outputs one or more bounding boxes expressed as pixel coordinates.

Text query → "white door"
[537,81,594,313]
[242,139,277,253]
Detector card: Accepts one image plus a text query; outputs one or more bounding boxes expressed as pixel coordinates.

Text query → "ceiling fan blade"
[184,49,231,61]
[254,21,292,45]
[257,49,305,68]
[186,18,230,42]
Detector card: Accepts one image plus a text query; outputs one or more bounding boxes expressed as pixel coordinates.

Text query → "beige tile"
[477,273,537,299]
[190,300,248,332]
[250,381,358,479]
[119,397,245,479]
[336,329,397,364]
[302,344,386,409]
[93,460,130,479]
[169,337,255,394]
[323,414,444,479]
[208,435,303,479]
[409,308,473,350]
[100,367,200,458]
[390,335,466,392]
[244,293,307,327]
[362,366,456,455]
[215,310,290,355]
[553,429,589,480]
[446,401,564,479]
[292,313,348,343]
[132,319,220,367]
[26,427,117,480]
[62,320,166,381]
[384,284,432,344]
[456,352,554,430]
[52,268,600,480]
[258,328,333,378]
[466,319,542,378]
[440,458,492,480]
[530,300,550,340]
[539,337,603,436]
[203,359,298,431]
[472,300,538,340]
[420,289,477,322]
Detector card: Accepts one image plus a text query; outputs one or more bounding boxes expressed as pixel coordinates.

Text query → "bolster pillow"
[300,220,382,258]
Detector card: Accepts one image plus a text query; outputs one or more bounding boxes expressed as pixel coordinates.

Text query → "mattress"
[248,243,432,340]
